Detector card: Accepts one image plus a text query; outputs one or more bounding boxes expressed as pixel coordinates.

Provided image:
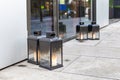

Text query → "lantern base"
[39,64,63,70]
[76,37,88,40]
[28,58,39,65]
[39,60,63,70]
[88,38,100,40]
[76,38,88,40]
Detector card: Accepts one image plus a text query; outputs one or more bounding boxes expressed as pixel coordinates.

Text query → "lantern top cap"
[28,35,46,40]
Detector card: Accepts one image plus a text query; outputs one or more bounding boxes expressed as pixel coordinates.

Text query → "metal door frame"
[91,0,96,21]
[52,0,59,36]
[27,0,31,35]
[27,0,96,37]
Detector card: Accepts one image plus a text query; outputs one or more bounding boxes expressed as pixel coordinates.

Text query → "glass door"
[31,0,53,35]
[28,0,94,41]
[58,0,92,40]
[79,0,92,24]
[58,0,80,40]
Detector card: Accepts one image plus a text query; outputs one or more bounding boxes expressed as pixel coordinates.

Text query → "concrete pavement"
[0,21,120,80]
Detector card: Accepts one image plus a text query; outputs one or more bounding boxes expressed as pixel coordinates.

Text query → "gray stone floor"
[1,21,120,80]
[109,19,120,24]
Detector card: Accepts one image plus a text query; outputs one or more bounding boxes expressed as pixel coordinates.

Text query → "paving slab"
[64,39,100,47]
[1,20,120,80]
[64,41,120,59]
[62,56,120,80]
[0,64,112,80]
[97,40,120,48]
[13,54,79,72]
[97,33,120,48]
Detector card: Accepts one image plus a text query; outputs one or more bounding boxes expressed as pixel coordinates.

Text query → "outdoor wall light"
[28,35,44,64]
[39,37,63,70]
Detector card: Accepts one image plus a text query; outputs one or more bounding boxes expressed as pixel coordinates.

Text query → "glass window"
[31,0,53,35]
[59,0,92,40]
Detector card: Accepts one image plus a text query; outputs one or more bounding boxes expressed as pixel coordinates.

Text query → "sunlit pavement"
[1,21,120,80]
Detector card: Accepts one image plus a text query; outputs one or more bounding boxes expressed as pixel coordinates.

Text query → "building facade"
[0,0,27,69]
[0,0,109,69]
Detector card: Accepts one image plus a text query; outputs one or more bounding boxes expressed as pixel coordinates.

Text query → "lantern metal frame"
[39,37,63,70]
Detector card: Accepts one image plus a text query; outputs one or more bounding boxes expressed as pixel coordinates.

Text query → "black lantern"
[46,31,56,38]
[91,24,100,40]
[79,22,84,25]
[39,37,63,70]
[88,22,100,40]
[91,21,96,24]
[76,23,88,40]
[27,35,45,64]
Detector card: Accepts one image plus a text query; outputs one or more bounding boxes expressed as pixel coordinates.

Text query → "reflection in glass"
[59,0,91,40]
[28,36,40,65]
[31,0,53,35]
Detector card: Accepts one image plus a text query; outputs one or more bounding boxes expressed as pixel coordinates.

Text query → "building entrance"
[28,0,94,41]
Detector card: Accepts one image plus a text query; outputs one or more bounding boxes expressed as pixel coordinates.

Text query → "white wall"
[0,0,27,69]
[96,0,109,27]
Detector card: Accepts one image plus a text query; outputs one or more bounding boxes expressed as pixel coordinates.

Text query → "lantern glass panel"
[92,31,99,39]
[39,41,51,68]
[88,32,93,39]
[83,32,88,39]
[92,25,100,40]
[51,41,62,67]
[28,39,38,64]
[76,33,80,40]
[28,35,46,64]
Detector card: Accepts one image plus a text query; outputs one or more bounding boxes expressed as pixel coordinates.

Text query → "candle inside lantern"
[59,33,64,39]
[34,51,40,62]
[80,33,83,39]
[34,52,37,61]
[52,53,57,66]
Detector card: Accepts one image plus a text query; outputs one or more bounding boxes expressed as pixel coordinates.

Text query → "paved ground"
[0,21,120,80]
[109,19,120,24]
